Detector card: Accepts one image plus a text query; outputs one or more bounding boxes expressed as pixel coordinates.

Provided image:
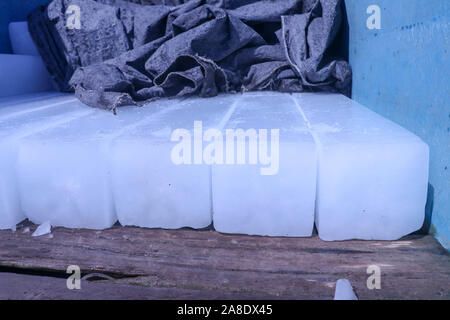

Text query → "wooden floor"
[0,225,448,300]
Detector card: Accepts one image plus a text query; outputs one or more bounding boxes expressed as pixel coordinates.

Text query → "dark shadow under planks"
[0,226,448,300]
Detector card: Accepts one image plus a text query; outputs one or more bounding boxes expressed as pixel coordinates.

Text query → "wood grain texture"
[0,226,449,300]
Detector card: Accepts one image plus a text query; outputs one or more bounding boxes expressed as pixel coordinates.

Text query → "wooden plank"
[0,273,289,300]
[0,226,449,299]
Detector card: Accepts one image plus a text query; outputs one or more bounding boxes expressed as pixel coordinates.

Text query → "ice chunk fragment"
[292,93,429,241]
[334,279,358,300]
[9,22,40,56]
[212,92,317,237]
[0,54,54,98]
[32,221,51,237]
[17,100,173,229]
[110,95,239,229]
[0,96,93,229]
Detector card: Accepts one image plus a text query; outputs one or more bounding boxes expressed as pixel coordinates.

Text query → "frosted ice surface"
[0,54,54,98]
[0,94,74,120]
[9,22,40,56]
[111,95,239,229]
[334,279,358,300]
[0,95,93,229]
[1,91,429,238]
[212,92,317,237]
[0,92,62,109]
[17,100,175,229]
[292,93,429,241]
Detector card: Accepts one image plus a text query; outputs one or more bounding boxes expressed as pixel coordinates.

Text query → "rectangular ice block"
[0,54,54,98]
[0,95,94,229]
[212,92,317,237]
[9,22,40,56]
[292,93,429,241]
[110,95,239,229]
[17,99,175,229]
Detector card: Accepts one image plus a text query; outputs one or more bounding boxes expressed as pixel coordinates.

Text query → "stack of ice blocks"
[0,90,429,240]
[0,21,430,240]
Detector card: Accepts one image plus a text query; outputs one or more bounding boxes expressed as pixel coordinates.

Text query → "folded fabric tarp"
[28,0,351,112]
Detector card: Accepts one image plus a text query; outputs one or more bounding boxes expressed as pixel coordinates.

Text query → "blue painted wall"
[0,0,50,53]
[344,0,450,249]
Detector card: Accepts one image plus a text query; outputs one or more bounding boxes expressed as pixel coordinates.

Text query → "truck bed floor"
[0,226,448,300]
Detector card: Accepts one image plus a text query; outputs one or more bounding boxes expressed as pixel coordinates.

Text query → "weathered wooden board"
[0,226,448,300]
[0,272,288,300]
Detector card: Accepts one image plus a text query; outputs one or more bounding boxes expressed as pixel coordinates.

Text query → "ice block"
[0,96,93,229]
[9,22,40,56]
[292,93,429,241]
[0,54,54,98]
[110,94,240,229]
[17,100,174,229]
[212,92,317,237]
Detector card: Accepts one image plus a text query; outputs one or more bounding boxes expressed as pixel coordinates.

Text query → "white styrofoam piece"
[17,100,176,230]
[293,93,429,241]
[110,95,239,229]
[8,21,40,56]
[0,54,54,98]
[0,96,94,229]
[212,92,317,237]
